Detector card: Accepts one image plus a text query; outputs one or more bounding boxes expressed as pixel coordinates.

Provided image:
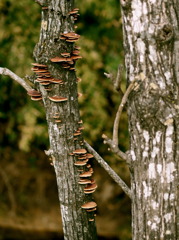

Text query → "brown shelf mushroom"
[74,161,87,166]
[48,96,68,102]
[81,201,97,210]
[78,179,92,185]
[79,171,92,178]
[84,183,97,191]
[73,149,87,154]
[27,89,41,97]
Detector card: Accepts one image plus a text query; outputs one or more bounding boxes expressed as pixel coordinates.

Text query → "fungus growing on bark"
[87,208,96,212]
[84,189,96,194]
[55,119,62,123]
[50,79,63,84]
[89,219,95,222]
[86,153,94,159]
[72,50,80,55]
[31,63,48,68]
[50,57,67,62]
[48,96,68,102]
[71,55,82,60]
[61,52,70,57]
[74,161,87,166]
[27,89,41,97]
[78,120,83,124]
[73,149,87,154]
[78,179,92,185]
[81,201,97,210]
[74,132,81,136]
[31,96,43,101]
[84,183,97,191]
[79,171,92,178]
[40,81,50,86]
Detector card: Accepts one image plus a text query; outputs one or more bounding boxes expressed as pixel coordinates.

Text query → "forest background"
[0,0,131,239]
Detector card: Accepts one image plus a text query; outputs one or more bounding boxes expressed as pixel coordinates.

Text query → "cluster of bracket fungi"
[71,148,98,220]
[28,6,97,222]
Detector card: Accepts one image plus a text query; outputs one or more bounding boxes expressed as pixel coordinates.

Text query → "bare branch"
[102,134,128,161]
[113,80,136,145]
[0,67,32,92]
[104,64,124,96]
[85,141,132,199]
[114,65,124,92]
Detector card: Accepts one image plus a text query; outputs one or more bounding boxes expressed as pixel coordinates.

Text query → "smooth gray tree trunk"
[121,0,179,239]
[33,1,98,239]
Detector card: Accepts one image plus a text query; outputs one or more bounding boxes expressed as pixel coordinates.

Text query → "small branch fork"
[0,67,32,91]
[85,141,132,199]
[104,65,136,159]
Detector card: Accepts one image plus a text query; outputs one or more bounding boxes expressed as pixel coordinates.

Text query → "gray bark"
[121,0,179,239]
[33,1,97,239]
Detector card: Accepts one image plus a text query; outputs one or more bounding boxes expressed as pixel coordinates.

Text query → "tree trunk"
[33,1,97,239]
[121,0,179,239]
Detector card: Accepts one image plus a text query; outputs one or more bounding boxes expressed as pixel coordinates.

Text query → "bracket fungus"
[84,183,97,192]
[27,89,42,97]
[73,148,87,154]
[79,171,92,178]
[81,201,97,210]
[78,179,92,185]
[74,161,87,166]
[48,96,68,102]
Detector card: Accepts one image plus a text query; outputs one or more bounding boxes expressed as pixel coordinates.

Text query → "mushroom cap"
[84,189,96,194]
[78,179,92,184]
[74,161,87,166]
[84,183,97,191]
[48,96,68,102]
[86,153,94,159]
[50,79,63,84]
[81,201,97,209]
[50,57,67,62]
[31,63,48,68]
[27,89,41,97]
[40,81,50,86]
[87,208,97,212]
[63,32,80,38]
[79,171,92,178]
[73,149,87,154]
[31,96,42,101]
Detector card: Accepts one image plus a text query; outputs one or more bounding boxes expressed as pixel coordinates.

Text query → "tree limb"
[0,67,32,91]
[102,134,128,160]
[113,80,136,145]
[104,64,124,97]
[85,141,132,199]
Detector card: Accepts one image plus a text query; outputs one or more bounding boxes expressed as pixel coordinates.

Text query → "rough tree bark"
[121,0,179,239]
[32,1,97,239]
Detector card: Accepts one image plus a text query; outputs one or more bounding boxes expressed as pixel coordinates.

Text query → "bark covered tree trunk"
[33,1,97,239]
[121,0,179,239]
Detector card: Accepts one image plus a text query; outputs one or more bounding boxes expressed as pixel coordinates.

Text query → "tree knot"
[157,24,174,43]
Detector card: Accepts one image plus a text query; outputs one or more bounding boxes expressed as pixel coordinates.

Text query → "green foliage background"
[0,0,131,239]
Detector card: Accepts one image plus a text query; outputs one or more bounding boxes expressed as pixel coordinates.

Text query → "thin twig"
[104,64,124,96]
[113,80,136,145]
[0,67,32,92]
[102,134,127,160]
[85,141,132,199]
